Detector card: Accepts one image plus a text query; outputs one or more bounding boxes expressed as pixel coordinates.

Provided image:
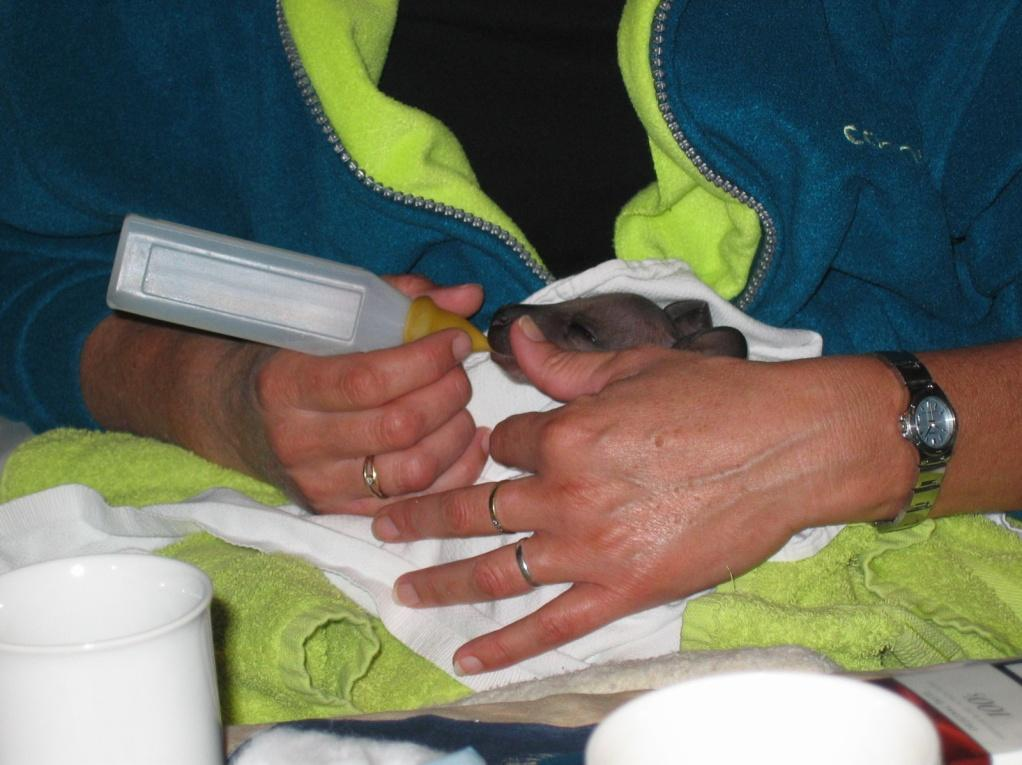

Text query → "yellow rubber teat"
[403,296,491,352]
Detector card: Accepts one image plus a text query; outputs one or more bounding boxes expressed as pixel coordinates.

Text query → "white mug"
[586,670,941,764]
[0,554,222,765]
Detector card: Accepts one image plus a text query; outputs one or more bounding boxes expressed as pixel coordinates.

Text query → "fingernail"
[453,655,484,676]
[452,332,472,361]
[393,580,421,607]
[517,315,545,342]
[479,427,491,454]
[373,516,400,541]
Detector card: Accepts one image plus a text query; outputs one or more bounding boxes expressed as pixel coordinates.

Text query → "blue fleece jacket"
[1,0,1020,432]
[662,0,1022,354]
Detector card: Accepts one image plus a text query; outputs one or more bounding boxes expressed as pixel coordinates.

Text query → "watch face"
[913,394,956,450]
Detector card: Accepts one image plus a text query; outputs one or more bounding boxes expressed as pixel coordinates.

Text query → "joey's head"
[487,293,748,381]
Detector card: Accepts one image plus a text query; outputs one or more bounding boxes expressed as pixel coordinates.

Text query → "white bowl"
[586,670,941,764]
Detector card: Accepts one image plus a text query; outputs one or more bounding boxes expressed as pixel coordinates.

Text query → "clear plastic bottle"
[108,215,489,355]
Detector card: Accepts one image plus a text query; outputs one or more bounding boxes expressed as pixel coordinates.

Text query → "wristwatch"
[874,351,957,532]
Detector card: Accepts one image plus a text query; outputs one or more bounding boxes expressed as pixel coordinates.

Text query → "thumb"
[424,283,485,317]
[383,275,484,318]
[509,316,637,401]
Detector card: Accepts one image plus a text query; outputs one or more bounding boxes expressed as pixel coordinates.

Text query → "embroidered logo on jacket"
[843,124,923,164]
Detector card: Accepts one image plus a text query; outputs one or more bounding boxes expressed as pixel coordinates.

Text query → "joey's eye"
[567,320,600,347]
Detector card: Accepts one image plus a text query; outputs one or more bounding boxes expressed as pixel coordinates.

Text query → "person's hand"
[83,275,490,515]
[212,275,491,514]
[371,315,915,673]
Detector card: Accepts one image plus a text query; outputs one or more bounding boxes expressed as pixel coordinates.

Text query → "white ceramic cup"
[0,554,222,765]
[586,670,941,764]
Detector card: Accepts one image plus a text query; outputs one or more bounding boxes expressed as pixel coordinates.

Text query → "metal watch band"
[874,351,954,532]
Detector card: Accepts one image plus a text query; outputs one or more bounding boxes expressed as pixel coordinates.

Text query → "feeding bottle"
[108,215,490,355]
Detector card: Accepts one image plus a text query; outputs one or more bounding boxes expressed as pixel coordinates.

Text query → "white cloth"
[228,730,482,765]
[0,260,836,691]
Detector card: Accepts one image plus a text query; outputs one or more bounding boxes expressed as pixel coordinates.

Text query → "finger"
[508,316,651,401]
[418,426,491,494]
[310,421,488,516]
[390,534,565,609]
[489,402,621,474]
[325,408,477,506]
[263,357,473,466]
[276,329,474,413]
[486,410,549,474]
[349,361,474,455]
[369,409,478,496]
[372,475,542,542]
[382,273,437,296]
[452,583,629,674]
[383,275,484,317]
[424,283,485,317]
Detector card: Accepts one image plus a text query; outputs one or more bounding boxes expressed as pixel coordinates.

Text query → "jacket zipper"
[275,0,554,286]
[650,0,776,310]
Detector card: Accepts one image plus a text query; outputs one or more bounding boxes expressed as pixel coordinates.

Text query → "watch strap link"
[882,463,947,530]
[874,351,955,532]
[880,350,932,394]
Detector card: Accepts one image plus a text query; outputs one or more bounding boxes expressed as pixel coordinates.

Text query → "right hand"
[221,325,488,514]
[214,277,489,514]
[82,277,490,515]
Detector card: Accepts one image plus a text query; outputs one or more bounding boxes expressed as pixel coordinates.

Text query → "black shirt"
[379,1,654,278]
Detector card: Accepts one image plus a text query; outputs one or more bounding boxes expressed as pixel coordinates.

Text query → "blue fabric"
[662,0,1022,354]
[227,716,591,764]
[2,0,1020,432]
[0,1,546,431]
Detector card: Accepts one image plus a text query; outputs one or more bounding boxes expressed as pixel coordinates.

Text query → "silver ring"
[362,455,388,499]
[515,539,540,588]
[488,481,508,534]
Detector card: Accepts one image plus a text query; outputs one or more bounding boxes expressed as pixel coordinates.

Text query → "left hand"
[372,316,911,674]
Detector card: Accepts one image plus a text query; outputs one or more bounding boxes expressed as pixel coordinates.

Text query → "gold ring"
[488,481,508,534]
[515,539,540,588]
[362,455,388,499]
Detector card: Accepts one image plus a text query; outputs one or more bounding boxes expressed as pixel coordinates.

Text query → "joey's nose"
[489,312,512,329]
[489,304,533,332]
[488,304,532,355]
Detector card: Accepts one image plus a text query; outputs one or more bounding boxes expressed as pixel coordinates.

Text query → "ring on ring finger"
[488,481,510,534]
[362,455,388,499]
[515,538,541,588]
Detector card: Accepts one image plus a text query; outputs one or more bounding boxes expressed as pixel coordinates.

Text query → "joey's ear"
[663,299,713,337]
[674,326,749,358]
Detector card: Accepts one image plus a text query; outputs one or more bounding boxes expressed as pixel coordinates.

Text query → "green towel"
[5,428,1022,712]
[0,428,469,724]
[0,428,288,508]
[159,533,468,724]
[682,517,1022,670]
